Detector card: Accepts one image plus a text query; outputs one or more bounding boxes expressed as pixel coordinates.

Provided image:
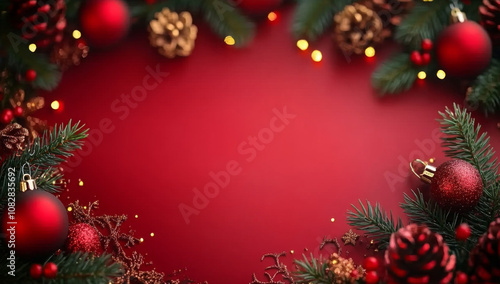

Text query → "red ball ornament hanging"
[238,0,283,15]
[411,159,483,212]
[79,0,130,48]
[1,190,69,258]
[0,109,14,124]
[43,262,58,278]
[65,223,101,253]
[436,8,492,78]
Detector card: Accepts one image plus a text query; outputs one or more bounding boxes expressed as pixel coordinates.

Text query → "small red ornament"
[65,223,101,253]
[411,159,483,212]
[79,0,130,48]
[238,0,283,15]
[0,109,14,124]
[43,262,57,278]
[30,264,43,279]
[456,223,471,241]
[13,106,23,117]
[365,271,379,284]
[455,271,468,284]
[421,39,433,51]
[1,190,69,258]
[436,9,492,78]
[410,51,423,66]
[363,256,379,271]
[25,69,37,82]
[422,53,431,65]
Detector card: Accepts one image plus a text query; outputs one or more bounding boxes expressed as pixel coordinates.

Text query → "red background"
[39,7,500,283]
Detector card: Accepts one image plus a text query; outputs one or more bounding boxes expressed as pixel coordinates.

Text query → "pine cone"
[361,0,414,38]
[480,0,500,47]
[51,34,89,70]
[469,218,500,283]
[9,0,66,48]
[148,8,198,58]
[385,224,455,284]
[0,123,29,154]
[334,3,384,55]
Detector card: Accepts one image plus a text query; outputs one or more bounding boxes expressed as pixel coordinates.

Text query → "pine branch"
[0,121,88,198]
[347,200,403,249]
[371,53,419,95]
[294,254,332,284]
[292,0,352,40]
[438,103,500,234]
[0,252,122,283]
[400,190,467,253]
[466,59,500,115]
[394,1,449,50]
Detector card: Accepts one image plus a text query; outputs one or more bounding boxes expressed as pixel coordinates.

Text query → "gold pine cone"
[334,3,383,55]
[149,8,198,58]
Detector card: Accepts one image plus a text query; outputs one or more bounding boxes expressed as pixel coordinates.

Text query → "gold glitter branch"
[251,252,294,284]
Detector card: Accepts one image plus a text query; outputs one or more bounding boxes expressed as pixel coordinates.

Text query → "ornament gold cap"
[410,159,436,184]
[450,7,467,24]
[20,174,37,192]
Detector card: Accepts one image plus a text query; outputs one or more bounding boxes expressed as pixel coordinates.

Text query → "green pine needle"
[294,254,332,284]
[394,1,449,49]
[466,59,500,115]
[371,53,419,95]
[291,0,352,40]
[347,200,403,249]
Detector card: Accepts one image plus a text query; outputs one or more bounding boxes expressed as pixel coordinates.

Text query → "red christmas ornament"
[1,190,68,258]
[13,106,23,117]
[30,263,43,279]
[422,53,431,65]
[411,159,483,212]
[456,223,471,241]
[43,262,57,278]
[436,9,492,78]
[238,0,283,15]
[365,271,379,284]
[65,223,101,253]
[421,38,433,51]
[79,0,130,48]
[363,256,379,271]
[410,50,423,66]
[455,271,468,284]
[25,69,36,82]
[0,109,14,124]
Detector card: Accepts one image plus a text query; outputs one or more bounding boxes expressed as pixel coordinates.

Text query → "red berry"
[455,271,468,284]
[456,223,471,241]
[13,106,23,117]
[410,51,423,66]
[365,271,379,284]
[0,109,14,124]
[30,264,43,279]
[422,53,431,65]
[25,69,37,82]
[350,269,359,279]
[363,256,379,271]
[421,39,433,51]
[43,262,57,278]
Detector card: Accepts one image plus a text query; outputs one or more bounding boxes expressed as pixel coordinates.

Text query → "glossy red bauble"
[436,21,492,78]
[238,0,283,15]
[1,190,68,258]
[79,0,130,48]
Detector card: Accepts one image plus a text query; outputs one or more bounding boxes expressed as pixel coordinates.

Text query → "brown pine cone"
[9,0,66,48]
[385,224,455,284]
[480,0,500,47]
[361,0,414,38]
[334,3,384,55]
[0,123,29,154]
[469,218,500,283]
[51,34,89,70]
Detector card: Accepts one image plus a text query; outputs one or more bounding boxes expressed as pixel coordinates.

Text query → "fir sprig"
[294,254,333,284]
[371,53,419,95]
[0,121,88,198]
[347,200,403,249]
[292,0,353,40]
[466,59,500,115]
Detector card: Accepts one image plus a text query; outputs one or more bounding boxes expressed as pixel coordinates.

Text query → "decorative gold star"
[342,229,359,246]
